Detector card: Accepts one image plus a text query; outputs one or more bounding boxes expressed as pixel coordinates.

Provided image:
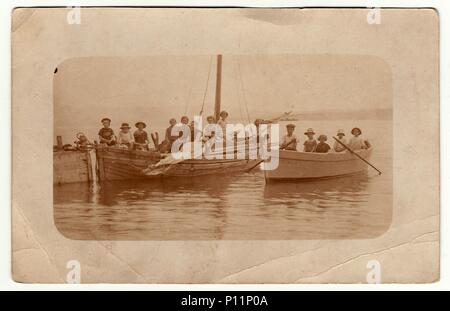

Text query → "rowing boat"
[264,148,373,181]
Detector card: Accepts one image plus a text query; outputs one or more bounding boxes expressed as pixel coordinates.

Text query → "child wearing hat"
[347,127,369,150]
[333,129,347,152]
[98,118,116,146]
[75,132,93,151]
[315,135,331,153]
[117,123,134,149]
[133,121,149,151]
[303,128,317,152]
[280,124,298,151]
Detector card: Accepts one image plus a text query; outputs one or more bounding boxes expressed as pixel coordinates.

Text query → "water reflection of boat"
[264,171,370,200]
[54,173,237,206]
[264,148,373,181]
[53,173,240,240]
[98,174,234,205]
[261,172,385,240]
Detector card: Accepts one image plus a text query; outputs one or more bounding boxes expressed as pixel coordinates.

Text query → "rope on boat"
[237,59,252,124]
[199,55,214,116]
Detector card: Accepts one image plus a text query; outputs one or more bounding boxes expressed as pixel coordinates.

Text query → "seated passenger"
[162,118,178,153]
[280,124,297,151]
[347,127,370,150]
[74,132,92,151]
[333,129,347,152]
[133,121,149,151]
[180,116,189,125]
[217,111,229,140]
[217,111,228,129]
[116,123,134,149]
[303,128,317,152]
[98,117,116,146]
[179,116,191,143]
[165,118,178,142]
[315,135,331,153]
[203,115,216,142]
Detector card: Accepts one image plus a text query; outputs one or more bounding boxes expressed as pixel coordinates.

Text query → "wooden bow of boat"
[95,145,161,181]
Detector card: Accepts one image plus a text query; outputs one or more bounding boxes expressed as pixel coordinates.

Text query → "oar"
[332,136,382,175]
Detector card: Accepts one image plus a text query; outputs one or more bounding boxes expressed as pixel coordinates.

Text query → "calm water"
[54,120,392,240]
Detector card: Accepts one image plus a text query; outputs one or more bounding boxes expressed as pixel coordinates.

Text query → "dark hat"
[351,127,362,135]
[286,123,296,128]
[135,121,146,128]
[318,134,327,141]
[101,117,111,123]
[120,123,131,129]
[220,110,229,117]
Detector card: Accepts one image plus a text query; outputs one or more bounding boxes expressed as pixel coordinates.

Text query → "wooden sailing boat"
[95,55,262,181]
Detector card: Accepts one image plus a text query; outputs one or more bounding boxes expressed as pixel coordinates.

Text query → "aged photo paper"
[12,8,439,283]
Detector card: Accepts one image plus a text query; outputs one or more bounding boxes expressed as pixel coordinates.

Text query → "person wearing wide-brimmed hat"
[315,134,331,153]
[98,117,116,146]
[133,121,149,151]
[116,123,134,149]
[347,127,368,150]
[280,123,298,151]
[303,128,317,152]
[333,129,347,152]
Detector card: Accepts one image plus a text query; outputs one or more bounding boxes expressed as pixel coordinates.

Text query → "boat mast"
[214,54,222,121]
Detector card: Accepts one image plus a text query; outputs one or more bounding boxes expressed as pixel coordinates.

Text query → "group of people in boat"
[94,111,231,152]
[71,114,370,154]
[97,117,153,151]
[160,111,230,152]
[280,124,371,153]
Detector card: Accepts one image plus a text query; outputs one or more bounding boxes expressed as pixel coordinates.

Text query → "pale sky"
[54,55,392,140]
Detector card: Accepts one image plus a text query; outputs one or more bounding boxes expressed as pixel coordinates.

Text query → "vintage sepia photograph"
[53,54,392,240]
[11,7,439,284]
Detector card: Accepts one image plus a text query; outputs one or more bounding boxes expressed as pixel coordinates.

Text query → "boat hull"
[96,146,261,181]
[162,158,261,177]
[264,148,373,181]
[96,146,161,181]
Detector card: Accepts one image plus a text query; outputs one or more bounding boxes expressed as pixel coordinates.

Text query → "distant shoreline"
[284,108,392,121]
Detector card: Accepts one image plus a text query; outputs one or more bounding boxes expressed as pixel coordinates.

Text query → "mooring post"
[57,136,63,150]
